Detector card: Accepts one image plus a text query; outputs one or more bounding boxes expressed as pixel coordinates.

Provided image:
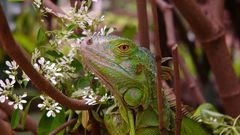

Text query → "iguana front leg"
[104,104,130,135]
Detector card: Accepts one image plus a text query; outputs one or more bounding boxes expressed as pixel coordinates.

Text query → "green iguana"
[78,36,210,135]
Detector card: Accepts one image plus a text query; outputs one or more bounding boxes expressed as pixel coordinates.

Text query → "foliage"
[194,103,240,135]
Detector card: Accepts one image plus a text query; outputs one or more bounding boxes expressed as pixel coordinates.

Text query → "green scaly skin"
[78,36,210,135]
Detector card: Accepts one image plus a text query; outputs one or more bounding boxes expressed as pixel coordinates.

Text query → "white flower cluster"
[72,86,113,105]
[0,61,29,110]
[31,49,77,86]
[8,93,27,110]
[38,95,62,117]
[34,0,115,50]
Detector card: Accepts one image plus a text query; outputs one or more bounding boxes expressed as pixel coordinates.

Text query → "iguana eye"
[118,44,129,52]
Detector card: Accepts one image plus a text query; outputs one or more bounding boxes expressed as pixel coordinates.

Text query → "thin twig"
[156,0,205,104]
[171,0,240,116]
[136,0,150,49]
[172,45,182,135]
[0,100,37,135]
[150,0,165,134]
[49,119,77,135]
[0,4,92,110]
[178,57,205,103]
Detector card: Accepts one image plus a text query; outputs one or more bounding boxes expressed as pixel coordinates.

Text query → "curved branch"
[0,4,92,110]
[0,100,37,135]
[49,119,77,135]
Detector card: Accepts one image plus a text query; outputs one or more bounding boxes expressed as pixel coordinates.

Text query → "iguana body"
[78,36,210,135]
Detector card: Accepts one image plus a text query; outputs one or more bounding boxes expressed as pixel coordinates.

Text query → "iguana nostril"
[85,38,93,45]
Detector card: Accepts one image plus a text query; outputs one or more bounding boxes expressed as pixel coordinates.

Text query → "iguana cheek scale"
[78,36,211,135]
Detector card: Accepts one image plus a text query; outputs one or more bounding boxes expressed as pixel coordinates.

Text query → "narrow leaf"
[37,27,46,43]
[38,109,66,135]
[11,109,21,129]
[21,96,39,128]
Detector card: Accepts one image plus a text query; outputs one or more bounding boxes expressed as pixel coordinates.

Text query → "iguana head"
[79,36,156,109]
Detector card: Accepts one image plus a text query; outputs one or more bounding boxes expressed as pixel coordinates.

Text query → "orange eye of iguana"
[118,45,129,52]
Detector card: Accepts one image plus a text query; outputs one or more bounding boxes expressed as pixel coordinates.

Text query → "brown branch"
[0,4,92,110]
[136,0,150,49]
[0,100,37,135]
[178,57,205,104]
[171,0,223,43]
[0,119,15,135]
[69,0,81,9]
[0,108,8,121]
[49,119,77,135]
[150,0,165,134]
[172,45,182,135]
[197,0,224,32]
[156,0,205,104]
[171,0,240,116]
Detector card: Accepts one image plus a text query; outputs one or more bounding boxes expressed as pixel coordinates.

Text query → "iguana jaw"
[81,56,118,96]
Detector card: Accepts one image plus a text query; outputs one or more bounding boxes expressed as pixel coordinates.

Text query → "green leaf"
[21,96,39,128]
[66,24,77,31]
[11,109,21,129]
[38,109,66,135]
[37,27,46,43]
[13,32,35,53]
[87,0,92,8]
[76,77,90,89]
[71,59,83,72]
[46,50,64,59]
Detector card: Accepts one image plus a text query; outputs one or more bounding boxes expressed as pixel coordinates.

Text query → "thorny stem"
[49,119,77,135]
[136,0,150,49]
[156,0,205,104]
[150,0,165,134]
[0,4,92,111]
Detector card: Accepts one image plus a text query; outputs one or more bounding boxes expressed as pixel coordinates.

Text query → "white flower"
[99,93,113,102]
[46,110,56,117]
[38,57,45,65]
[0,95,7,103]
[0,88,8,103]
[85,97,97,105]
[46,103,62,117]
[22,72,30,82]
[31,49,41,63]
[33,63,40,71]
[0,87,11,103]
[6,61,19,70]
[0,79,15,90]
[33,0,42,8]
[50,77,57,85]
[8,94,27,110]
[38,95,62,117]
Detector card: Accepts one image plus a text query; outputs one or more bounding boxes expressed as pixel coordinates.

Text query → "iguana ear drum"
[123,88,143,107]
